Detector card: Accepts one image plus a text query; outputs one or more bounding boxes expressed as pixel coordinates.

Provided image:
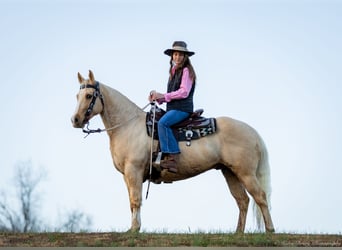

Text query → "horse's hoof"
[126,228,140,234]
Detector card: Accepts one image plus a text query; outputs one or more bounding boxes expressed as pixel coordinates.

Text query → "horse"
[71,70,275,233]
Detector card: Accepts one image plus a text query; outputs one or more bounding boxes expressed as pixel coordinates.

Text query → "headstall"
[80,81,104,118]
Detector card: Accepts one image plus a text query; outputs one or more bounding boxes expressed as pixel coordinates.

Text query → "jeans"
[158,110,190,154]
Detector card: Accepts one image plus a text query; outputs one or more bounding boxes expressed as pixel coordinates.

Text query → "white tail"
[253,137,272,231]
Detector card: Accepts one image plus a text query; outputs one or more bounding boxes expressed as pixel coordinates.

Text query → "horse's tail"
[253,135,272,231]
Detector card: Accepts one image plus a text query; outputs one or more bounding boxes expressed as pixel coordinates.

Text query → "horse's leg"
[221,167,249,233]
[238,174,275,232]
[123,165,144,232]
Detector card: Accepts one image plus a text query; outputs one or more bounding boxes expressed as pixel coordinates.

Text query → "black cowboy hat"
[164,41,195,57]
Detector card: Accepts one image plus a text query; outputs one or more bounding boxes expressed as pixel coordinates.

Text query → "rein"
[82,114,140,138]
[145,101,156,200]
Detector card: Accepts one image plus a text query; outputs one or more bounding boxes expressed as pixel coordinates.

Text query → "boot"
[161,154,179,173]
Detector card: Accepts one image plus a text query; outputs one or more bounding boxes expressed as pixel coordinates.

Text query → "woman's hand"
[148,90,156,102]
[148,90,164,102]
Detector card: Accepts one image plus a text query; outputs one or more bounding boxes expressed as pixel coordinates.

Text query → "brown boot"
[161,154,179,173]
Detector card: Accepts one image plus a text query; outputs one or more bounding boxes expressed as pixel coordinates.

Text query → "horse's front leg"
[123,164,144,232]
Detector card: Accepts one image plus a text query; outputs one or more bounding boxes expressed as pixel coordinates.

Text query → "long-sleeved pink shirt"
[158,67,193,104]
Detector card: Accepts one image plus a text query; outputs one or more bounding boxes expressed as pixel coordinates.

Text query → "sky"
[0,0,341,234]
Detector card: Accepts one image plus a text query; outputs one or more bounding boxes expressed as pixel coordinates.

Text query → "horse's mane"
[100,83,144,118]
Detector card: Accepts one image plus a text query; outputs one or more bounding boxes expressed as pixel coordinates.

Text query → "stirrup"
[154,152,163,165]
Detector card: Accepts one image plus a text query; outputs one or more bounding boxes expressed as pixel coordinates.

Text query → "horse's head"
[71,70,104,128]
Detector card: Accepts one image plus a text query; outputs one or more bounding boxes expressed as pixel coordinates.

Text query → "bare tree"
[0,160,45,232]
[0,160,92,232]
[58,210,92,232]
[17,161,46,232]
[0,191,21,232]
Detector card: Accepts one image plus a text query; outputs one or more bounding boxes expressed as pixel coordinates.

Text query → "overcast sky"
[0,0,341,233]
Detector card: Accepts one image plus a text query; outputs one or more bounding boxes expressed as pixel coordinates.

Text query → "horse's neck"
[100,83,144,132]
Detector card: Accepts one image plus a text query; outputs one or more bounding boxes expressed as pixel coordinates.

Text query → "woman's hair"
[169,53,197,82]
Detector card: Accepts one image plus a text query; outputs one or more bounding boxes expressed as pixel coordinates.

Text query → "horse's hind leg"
[221,167,249,233]
[239,174,275,232]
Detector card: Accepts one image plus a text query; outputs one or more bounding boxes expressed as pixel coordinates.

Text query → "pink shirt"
[158,67,193,104]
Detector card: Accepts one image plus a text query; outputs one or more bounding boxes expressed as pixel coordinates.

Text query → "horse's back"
[215,116,261,142]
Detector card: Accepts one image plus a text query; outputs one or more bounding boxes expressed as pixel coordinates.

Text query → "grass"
[0,231,341,247]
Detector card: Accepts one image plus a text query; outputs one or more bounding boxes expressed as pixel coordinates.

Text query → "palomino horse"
[71,70,275,233]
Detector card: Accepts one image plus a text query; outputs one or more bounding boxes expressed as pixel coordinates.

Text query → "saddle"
[146,105,217,146]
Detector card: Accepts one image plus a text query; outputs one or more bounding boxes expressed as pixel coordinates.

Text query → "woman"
[149,41,197,173]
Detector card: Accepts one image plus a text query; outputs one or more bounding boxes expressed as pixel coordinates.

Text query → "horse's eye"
[86,94,93,99]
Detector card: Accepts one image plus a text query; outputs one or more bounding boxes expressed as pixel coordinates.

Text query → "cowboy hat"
[164,41,195,57]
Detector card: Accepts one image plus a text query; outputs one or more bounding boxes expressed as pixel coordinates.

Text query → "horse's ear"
[88,70,95,84]
[78,72,85,84]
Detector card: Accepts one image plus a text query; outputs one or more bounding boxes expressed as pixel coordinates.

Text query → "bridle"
[80,81,104,119]
[78,81,151,137]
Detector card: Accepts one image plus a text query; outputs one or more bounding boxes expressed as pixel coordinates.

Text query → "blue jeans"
[158,110,190,154]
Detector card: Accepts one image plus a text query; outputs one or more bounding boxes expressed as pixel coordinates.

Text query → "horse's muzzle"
[71,114,86,128]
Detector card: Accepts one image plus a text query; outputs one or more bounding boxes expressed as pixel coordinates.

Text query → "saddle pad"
[146,106,217,142]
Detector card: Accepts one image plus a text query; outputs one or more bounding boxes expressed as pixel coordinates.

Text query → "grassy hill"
[1,232,341,247]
